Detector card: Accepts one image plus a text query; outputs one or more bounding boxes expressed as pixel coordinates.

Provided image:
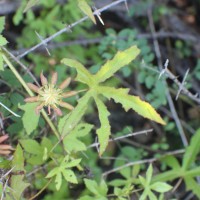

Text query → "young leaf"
[63,123,93,152]
[99,86,165,125]
[9,144,30,200]
[77,0,96,24]
[150,182,172,193]
[84,179,99,195]
[146,164,153,184]
[61,58,93,85]
[46,156,80,190]
[65,158,82,168]
[182,128,200,170]
[94,97,111,156]
[94,46,140,83]
[99,179,108,197]
[19,103,40,135]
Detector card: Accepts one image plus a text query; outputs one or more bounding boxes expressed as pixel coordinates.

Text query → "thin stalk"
[2,53,60,139]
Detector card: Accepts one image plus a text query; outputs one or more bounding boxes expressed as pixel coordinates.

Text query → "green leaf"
[94,97,111,156]
[0,17,5,33]
[55,173,62,191]
[19,103,40,135]
[0,35,8,46]
[185,176,200,198]
[152,170,180,182]
[46,167,59,178]
[77,0,96,24]
[9,144,30,200]
[59,90,92,135]
[62,169,78,184]
[160,155,180,170]
[63,123,93,152]
[185,166,200,177]
[99,86,165,125]
[0,53,3,71]
[65,158,82,168]
[23,0,40,13]
[84,179,99,195]
[61,58,93,85]
[19,139,42,155]
[148,191,157,200]
[139,189,148,200]
[139,175,146,186]
[94,46,140,83]
[182,128,200,170]
[99,179,108,196]
[151,182,172,193]
[146,164,153,184]
[79,196,94,200]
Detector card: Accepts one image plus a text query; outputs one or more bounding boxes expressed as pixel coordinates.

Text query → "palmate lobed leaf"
[99,86,165,125]
[61,45,165,155]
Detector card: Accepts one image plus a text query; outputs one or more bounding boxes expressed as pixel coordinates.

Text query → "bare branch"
[102,149,185,177]
[147,8,188,147]
[88,129,153,148]
[17,0,127,59]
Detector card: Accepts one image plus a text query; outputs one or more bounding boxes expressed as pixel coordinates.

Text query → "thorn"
[175,69,190,100]
[64,24,72,33]
[124,0,129,13]
[35,31,51,56]
[158,59,169,80]
[93,6,104,25]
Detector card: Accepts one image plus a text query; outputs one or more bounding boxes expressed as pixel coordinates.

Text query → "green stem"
[2,53,60,139]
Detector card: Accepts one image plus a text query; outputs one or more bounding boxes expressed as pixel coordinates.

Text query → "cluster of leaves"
[1,0,200,199]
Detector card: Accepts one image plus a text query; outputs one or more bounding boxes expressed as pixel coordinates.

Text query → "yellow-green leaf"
[94,46,140,83]
[94,97,111,156]
[99,86,165,125]
[61,58,93,85]
[59,90,92,135]
[77,0,96,24]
